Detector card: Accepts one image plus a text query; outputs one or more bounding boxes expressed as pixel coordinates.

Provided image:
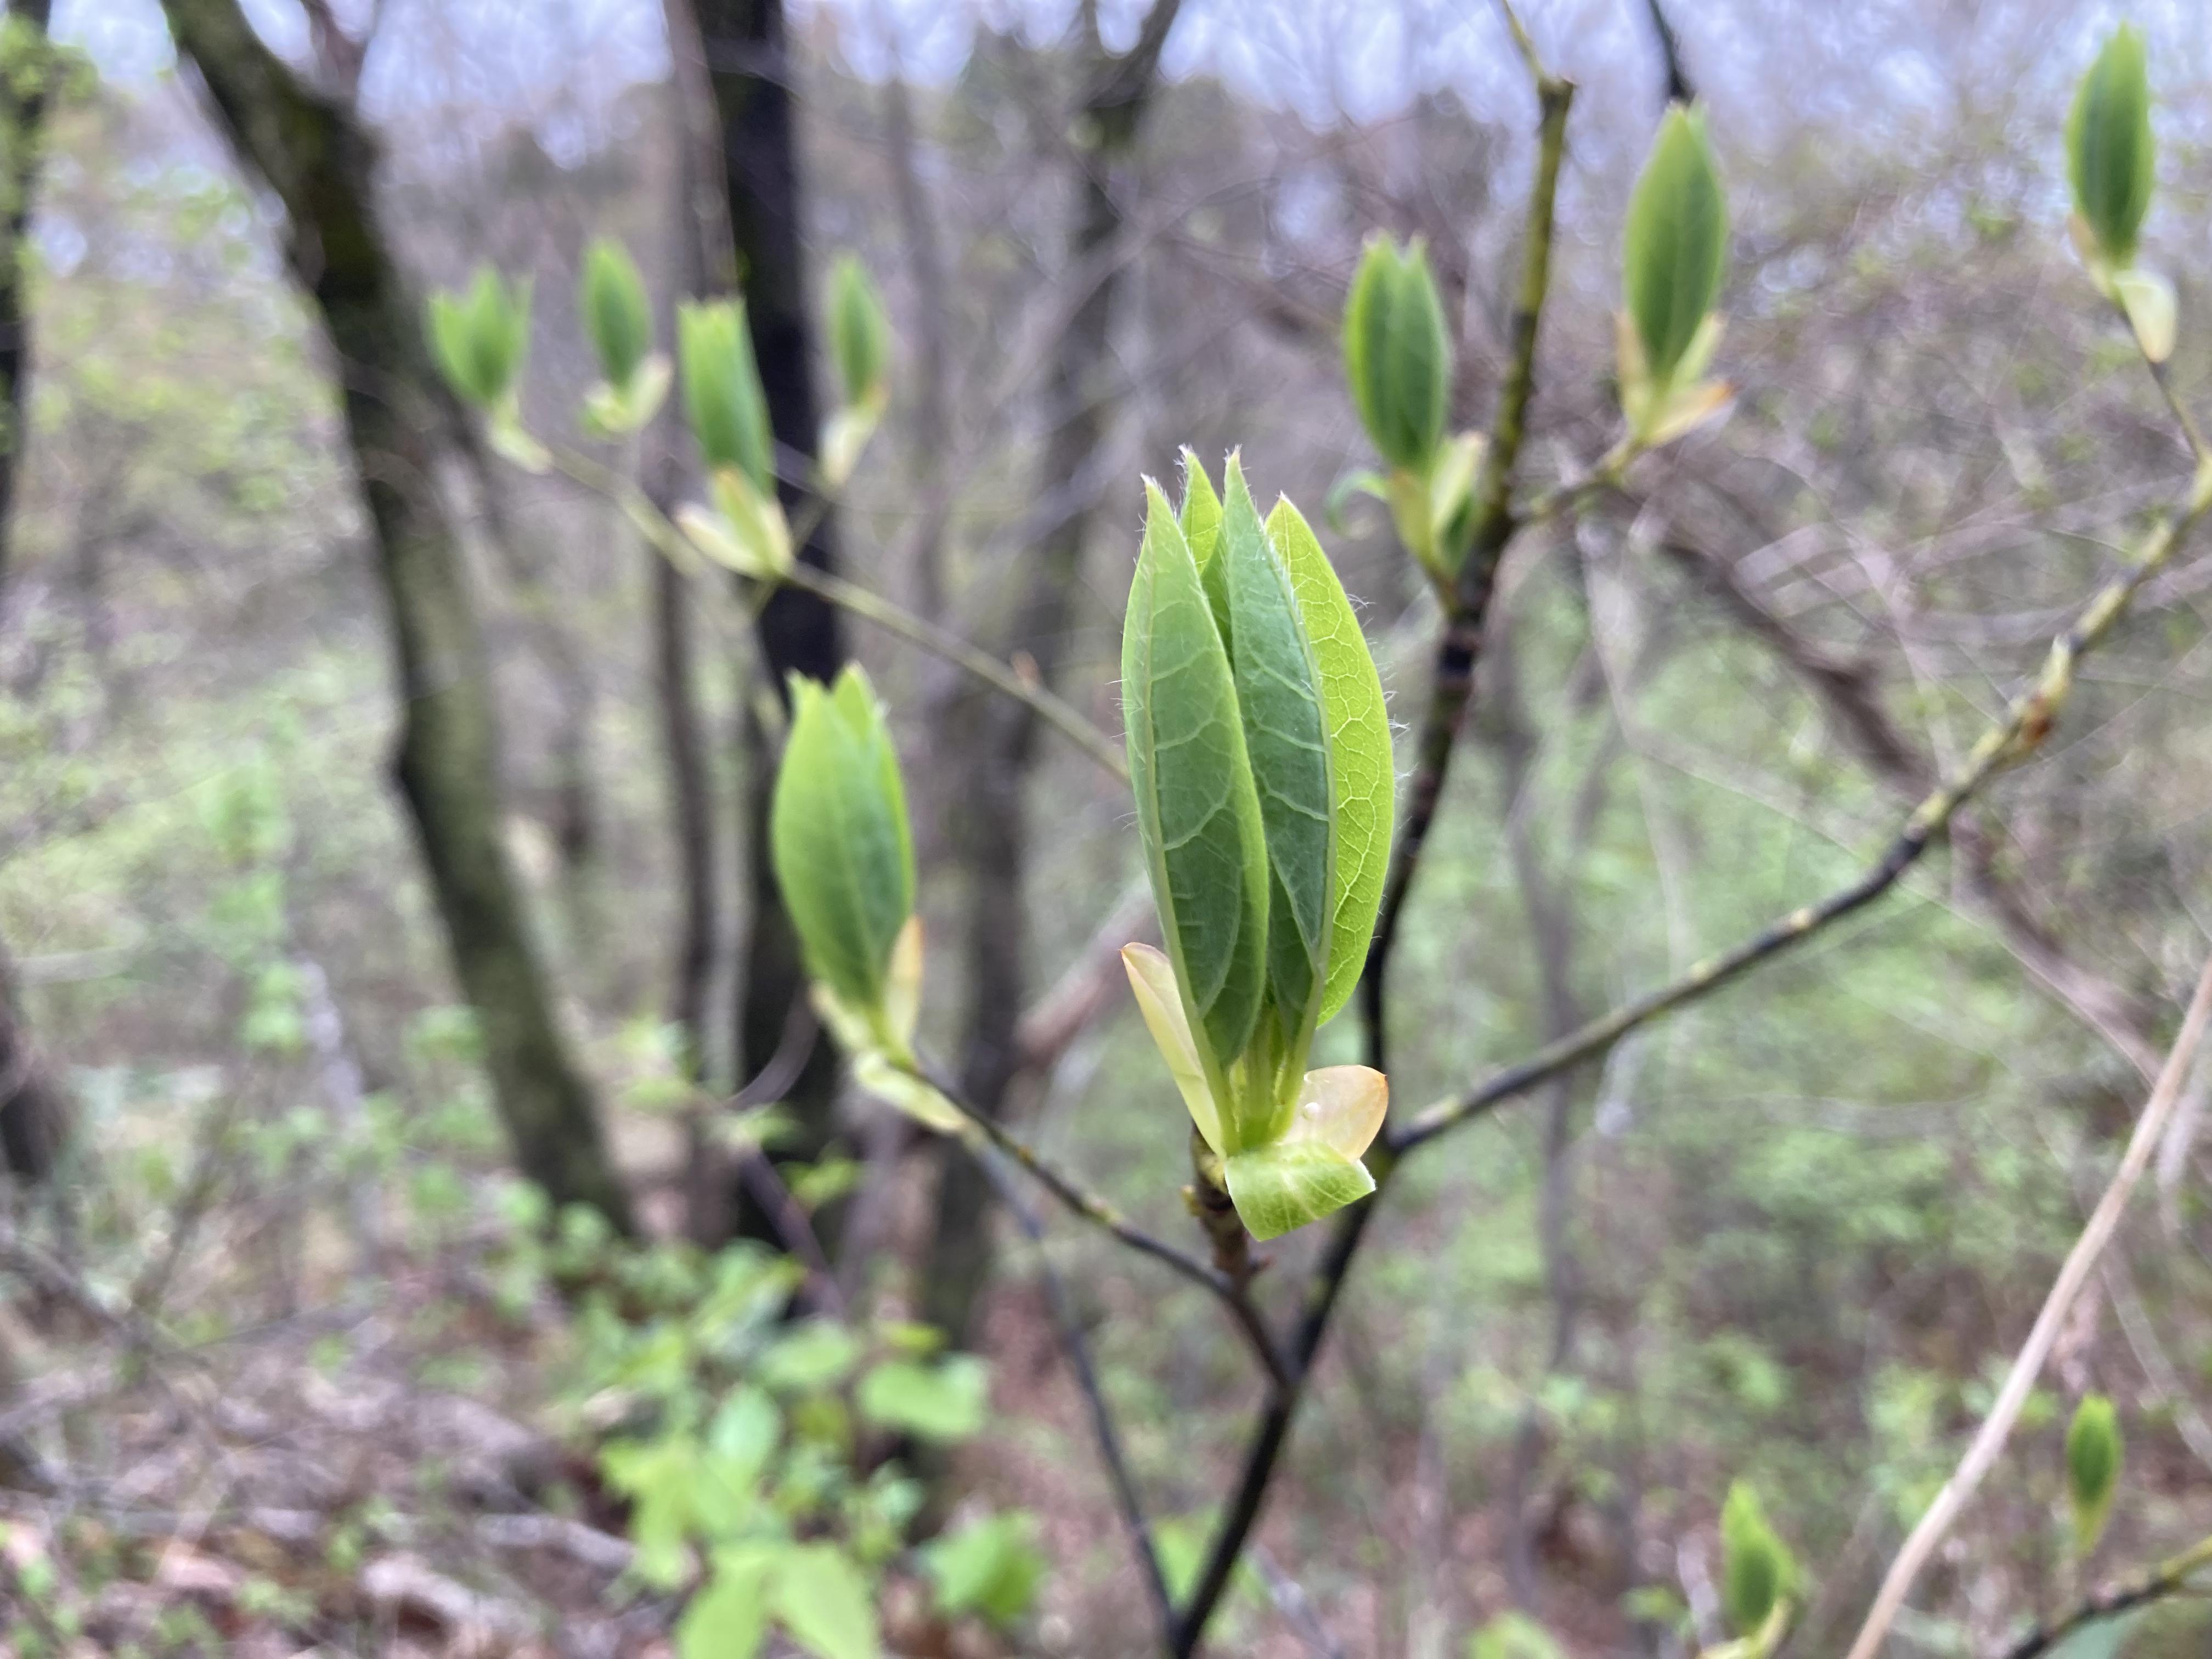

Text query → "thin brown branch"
[1359,67,1576,1074]
[1999,1532,2212,1659]
[1396,456,2212,1153]
[1177,51,1578,1656]
[970,1147,1176,1650]
[899,1057,1291,1390]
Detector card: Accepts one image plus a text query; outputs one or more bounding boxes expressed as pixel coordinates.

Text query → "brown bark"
[161,0,631,1229]
[921,0,1185,1342]
[687,0,849,1245]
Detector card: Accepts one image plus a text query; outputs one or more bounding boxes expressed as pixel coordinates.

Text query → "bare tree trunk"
[647,8,731,1240]
[0,0,67,1184]
[689,0,850,1247]
[0,947,64,1184]
[0,0,53,597]
[881,73,950,628]
[161,0,631,1230]
[920,0,1184,1342]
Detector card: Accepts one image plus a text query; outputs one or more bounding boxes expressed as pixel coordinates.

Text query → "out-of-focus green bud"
[678,299,774,492]
[1719,1481,1796,1638]
[1342,234,1450,473]
[581,237,654,395]
[2068,26,2154,278]
[827,254,891,414]
[426,265,532,410]
[819,256,894,489]
[1623,105,1728,390]
[2066,1394,2123,1554]
[771,665,917,1056]
[675,465,793,582]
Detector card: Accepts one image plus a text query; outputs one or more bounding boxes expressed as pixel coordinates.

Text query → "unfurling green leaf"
[1221,1064,1386,1240]
[2114,267,2176,364]
[1122,943,1224,1155]
[1222,1138,1374,1244]
[2068,25,2154,275]
[827,254,891,413]
[770,666,916,1045]
[1218,456,1332,1062]
[679,299,774,491]
[580,236,654,395]
[1125,465,1392,1240]
[426,266,532,409]
[1266,496,1392,1023]
[2066,1393,2123,1554]
[1623,105,1728,388]
[1122,479,1270,1082]
[1343,234,1450,472]
[1178,446,1223,567]
[842,919,961,1131]
[1719,1480,1796,1637]
[678,466,793,580]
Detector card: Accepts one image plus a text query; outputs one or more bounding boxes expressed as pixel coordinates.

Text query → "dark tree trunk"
[0,0,69,1184]
[161,0,631,1230]
[656,1,733,1244]
[881,73,950,628]
[0,946,64,1184]
[689,0,849,1244]
[920,1,1184,1342]
[0,0,53,599]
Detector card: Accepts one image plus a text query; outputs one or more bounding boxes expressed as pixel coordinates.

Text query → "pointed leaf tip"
[1623,104,1728,388]
[2069,24,2155,272]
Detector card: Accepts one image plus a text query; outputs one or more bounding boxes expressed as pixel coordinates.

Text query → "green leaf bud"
[2068,25,2154,273]
[426,265,532,409]
[678,298,774,493]
[1342,234,1450,473]
[2066,1393,2123,1554]
[580,236,654,395]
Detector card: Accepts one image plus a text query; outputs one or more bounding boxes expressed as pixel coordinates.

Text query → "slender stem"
[1395,454,2212,1154]
[2108,281,2212,469]
[1515,434,1638,529]
[900,1057,1293,1390]
[1182,61,1578,1657]
[777,561,1128,780]
[2000,1532,2212,1659]
[1359,71,1575,1075]
[970,1145,1177,1650]
[1842,951,2212,1659]
[1178,89,2212,1659]
[547,444,1128,781]
[1170,1157,1389,1656]
[2148,358,2210,468]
